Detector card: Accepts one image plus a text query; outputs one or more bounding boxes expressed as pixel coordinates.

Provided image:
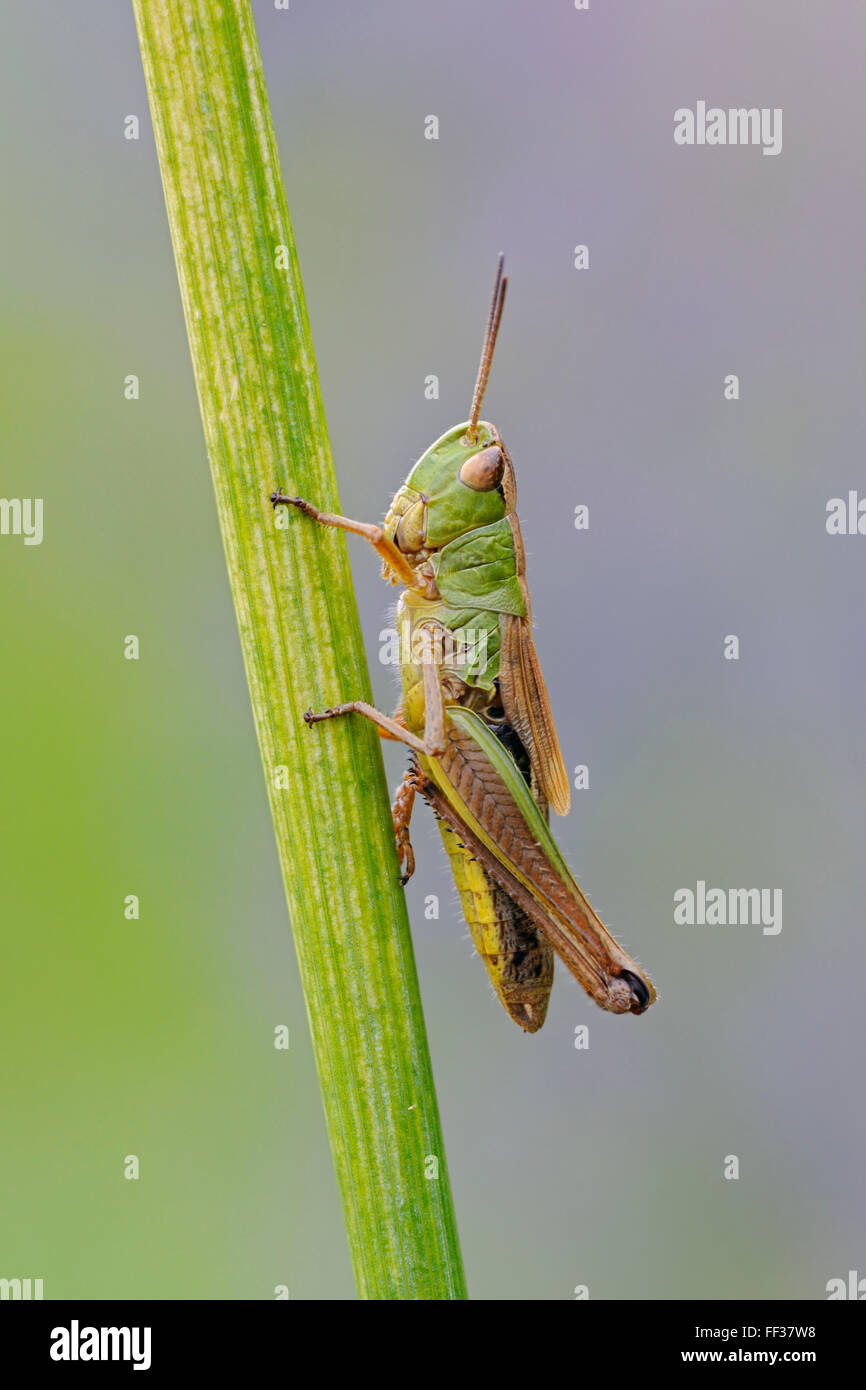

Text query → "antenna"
[466,253,507,443]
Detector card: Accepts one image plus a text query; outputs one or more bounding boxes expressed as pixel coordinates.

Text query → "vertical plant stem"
[132,0,466,1300]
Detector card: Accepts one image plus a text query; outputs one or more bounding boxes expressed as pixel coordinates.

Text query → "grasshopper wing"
[499,612,571,815]
[418,708,654,1017]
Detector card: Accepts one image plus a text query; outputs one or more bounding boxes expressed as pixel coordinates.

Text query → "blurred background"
[1,0,864,1299]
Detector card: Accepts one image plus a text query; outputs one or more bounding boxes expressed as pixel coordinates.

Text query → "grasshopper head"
[383,255,514,557]
[383,421,515,553]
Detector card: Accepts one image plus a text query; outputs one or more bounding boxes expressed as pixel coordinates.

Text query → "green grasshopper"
[271,256,655,1031]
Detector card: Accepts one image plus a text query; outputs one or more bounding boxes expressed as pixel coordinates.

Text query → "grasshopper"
[271,256,655,1031]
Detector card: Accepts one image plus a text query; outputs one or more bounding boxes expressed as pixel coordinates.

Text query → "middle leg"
[392,764,424,885]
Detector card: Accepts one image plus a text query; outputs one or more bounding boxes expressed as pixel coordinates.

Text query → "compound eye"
[459,445,504,492]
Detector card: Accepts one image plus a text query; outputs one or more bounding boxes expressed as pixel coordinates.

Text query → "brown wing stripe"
[436,729,598,945]
[418,724,651,1014]
[499,613,571,816]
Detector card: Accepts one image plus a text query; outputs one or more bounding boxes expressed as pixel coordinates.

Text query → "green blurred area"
[0,310,355,1298]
